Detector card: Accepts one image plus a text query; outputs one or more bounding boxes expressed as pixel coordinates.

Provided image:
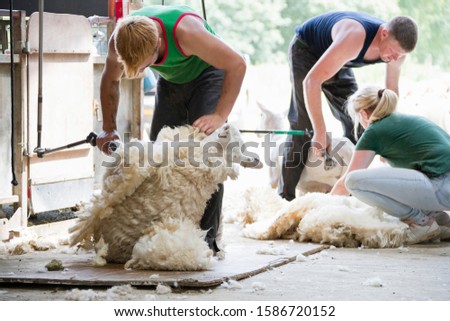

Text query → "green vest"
[130,5,215,84]
[356,113,450,177]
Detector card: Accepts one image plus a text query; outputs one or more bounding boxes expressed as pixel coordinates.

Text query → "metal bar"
[38,139,88,154]
[34,132,96,158]
[36,0,44,148]
[0,9,22,17]
[239,129,306,136]
[87,16,113,25]
[34,132,117,158]
[9,0,17,186]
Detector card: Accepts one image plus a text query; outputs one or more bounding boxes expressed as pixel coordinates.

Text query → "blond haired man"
[96,5,246,253]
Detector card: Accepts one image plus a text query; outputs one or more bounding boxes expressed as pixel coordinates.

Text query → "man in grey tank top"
[279,12,418,201]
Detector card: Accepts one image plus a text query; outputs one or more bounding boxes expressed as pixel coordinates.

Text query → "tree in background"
[202,0,288,64]
[277,0,400,57]
[398,0,450,68]
[143,0,287,64]
[141,0,449,70]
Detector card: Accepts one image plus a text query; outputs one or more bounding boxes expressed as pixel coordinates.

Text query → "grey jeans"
[345,167,450,224]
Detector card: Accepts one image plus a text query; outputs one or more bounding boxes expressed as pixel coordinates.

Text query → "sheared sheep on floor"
[241,187,408,248]
[70,124,261,270]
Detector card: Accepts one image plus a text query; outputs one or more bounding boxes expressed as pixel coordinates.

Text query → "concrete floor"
[2,163,450,301]
[1,229,449,301]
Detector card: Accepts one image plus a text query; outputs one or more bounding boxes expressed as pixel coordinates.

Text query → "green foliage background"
[142,0,450,70]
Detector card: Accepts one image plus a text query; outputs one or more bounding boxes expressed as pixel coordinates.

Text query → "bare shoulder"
[107,33,115,51]
[332,19,366,40]
[175,13,220,56]
[104,33,123,78]
[106,35,120,63]
[176,13,206,35]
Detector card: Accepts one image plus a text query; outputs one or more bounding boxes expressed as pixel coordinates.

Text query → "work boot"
[405,221,440,245]
[424,211,450,241]
[438,224,450,241]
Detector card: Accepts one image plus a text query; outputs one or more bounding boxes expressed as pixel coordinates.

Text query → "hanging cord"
[160,0,206,20]
[9,0,18,186]
[201,0,207,20]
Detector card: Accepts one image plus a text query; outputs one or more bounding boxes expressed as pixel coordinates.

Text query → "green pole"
[239,129,306,136]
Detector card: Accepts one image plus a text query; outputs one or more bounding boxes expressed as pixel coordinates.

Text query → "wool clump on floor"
[240,187,408,248]
[0,229,69,256]
[64,284,137,301]
[124,219,215,270]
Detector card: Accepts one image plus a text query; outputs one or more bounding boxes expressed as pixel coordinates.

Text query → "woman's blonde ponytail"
[348,86,398,136]
[369,88,398,123]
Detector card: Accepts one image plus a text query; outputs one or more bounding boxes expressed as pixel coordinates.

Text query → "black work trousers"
[150,66,225,253]
[278,36,359,201]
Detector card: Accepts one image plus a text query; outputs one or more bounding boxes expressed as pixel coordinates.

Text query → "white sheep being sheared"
[255,101,354,194]
[241,187,408,248]
[70,124,261,270]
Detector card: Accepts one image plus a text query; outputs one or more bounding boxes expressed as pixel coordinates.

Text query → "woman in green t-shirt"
[331,86,450,244]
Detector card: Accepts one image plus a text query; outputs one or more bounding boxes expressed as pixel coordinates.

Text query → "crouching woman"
[331,86,450,244]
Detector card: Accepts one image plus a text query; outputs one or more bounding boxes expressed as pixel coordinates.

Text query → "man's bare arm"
[304,19,365,156]
[97,36,124,153]
[385,55,406,95]
[176,16,246,135]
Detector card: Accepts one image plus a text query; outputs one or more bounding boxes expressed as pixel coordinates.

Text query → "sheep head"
[201,124,263,169]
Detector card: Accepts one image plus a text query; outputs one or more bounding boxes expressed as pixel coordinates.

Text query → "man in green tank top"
[96,5,247,254]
